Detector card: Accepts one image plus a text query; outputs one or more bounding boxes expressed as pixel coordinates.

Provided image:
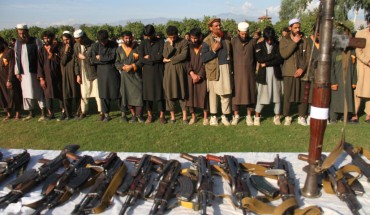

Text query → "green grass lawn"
[0,110,369,153]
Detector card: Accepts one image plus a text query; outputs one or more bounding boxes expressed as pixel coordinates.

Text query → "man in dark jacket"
[91,30,120,122]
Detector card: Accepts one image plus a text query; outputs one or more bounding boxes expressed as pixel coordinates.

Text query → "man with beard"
[186,28,209,125]
[163,25,189,124]
[280,18,310,126]
[139,25,166,124]
[115,31,143,123]
[14,24,46,121]
[37,31,64,120]
[0,37,22,120]
[59,31,81,120]
[230,22,257,126]
[201,18,233,126]
[73,29,102,120]
[91,30,120,122]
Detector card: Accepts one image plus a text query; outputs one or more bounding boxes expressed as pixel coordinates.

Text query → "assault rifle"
[118,154,166,215]
[0,150,30,183]
[344,143,370,182]
[0,144,80,208]
[72,153,126,215]
[257,154,296,214]
[149,159,194,215]
[181,153,213,215]
[206,154,251,215]
[326,164,362,215]
[28,153,99,215]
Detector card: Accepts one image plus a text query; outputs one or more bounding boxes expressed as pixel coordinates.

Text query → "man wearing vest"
[14,24,47,121]
[201,18,233,126]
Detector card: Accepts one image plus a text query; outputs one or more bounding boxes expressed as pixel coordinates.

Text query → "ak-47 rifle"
[257,154,296,214]
[206,154,251,215]
[118,154,166,215]
[149,159,193,215]
[344,143,370,182]
[27,153,98,215]
[0,150,30,183]
[0,144,80,209]
[71,153,126,215]
[326,164,362,215]
[181,153,213,215]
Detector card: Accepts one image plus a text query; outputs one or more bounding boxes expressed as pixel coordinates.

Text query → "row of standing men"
[0,17,367,125]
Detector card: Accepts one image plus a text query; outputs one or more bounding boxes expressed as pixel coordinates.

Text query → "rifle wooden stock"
[180,153,197,162]
[256,161,274,168]
[126,156,141,163]
[150,155,167,165]
[206,154,222,163]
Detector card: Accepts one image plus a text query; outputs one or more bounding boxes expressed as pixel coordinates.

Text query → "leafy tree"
[182,18,202,36]
[123,21,144,40]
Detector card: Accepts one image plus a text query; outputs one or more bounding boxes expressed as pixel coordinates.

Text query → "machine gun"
[118,154,166,215]
[344,143,370,182]
[72,153,126,215]
[206,154,251,215]
[149,159,193,215]
[0,150,30,183]
[181,153,213,215]
[28,153,102,215]
[0,144,80,208]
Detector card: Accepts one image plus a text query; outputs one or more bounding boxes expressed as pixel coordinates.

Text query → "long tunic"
[355,28,370,98]
[91,41,120,100]
[231,36,257,105]
[14,39,44,100]
[115,43,143,107]
[139,38,165,101]
[255,41,283,104]
[75,42,99,99]
[330,49,356,114]
[0,49,22,110]
[60,44,80,100]
[186,45,207,109]
[163,38,189,100]
[37,44,63,100]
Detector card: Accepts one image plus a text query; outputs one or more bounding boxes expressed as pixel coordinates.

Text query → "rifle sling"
[352,146,370,160]
[91,163,127,214]
[323,164,362,195]
[319,129,345,173]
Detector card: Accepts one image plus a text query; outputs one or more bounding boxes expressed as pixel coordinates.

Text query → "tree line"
[0,14,356,43]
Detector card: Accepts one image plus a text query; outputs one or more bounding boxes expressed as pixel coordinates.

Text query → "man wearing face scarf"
[14,24,46,121]
[37,30,64,120]
[185,27,209,125]
[230,22,257,126]
[60,31,81,120]
[201,18,233,126]
[91,29,120,122]
[115,31,143,123]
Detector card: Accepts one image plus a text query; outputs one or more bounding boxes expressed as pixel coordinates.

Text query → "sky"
[0,0,365,29]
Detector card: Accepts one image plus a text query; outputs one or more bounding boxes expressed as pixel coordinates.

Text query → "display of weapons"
[0,144,80,209]
[118,154,166,215]
[149,158,193,215]
[206,154,251,215]
[71,153,126,215]
[343,143,370,182]
[0,150,31,183]
[257,154,297,214]
[181,153,213,215]
[28,153,99,215]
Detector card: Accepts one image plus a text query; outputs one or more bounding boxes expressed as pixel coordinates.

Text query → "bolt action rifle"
[206,154,251,215]
[0,150,30,183]
[71,153,126,215]
[0,144,80,209]
[118,154,166,215]
[181,153,213,215]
